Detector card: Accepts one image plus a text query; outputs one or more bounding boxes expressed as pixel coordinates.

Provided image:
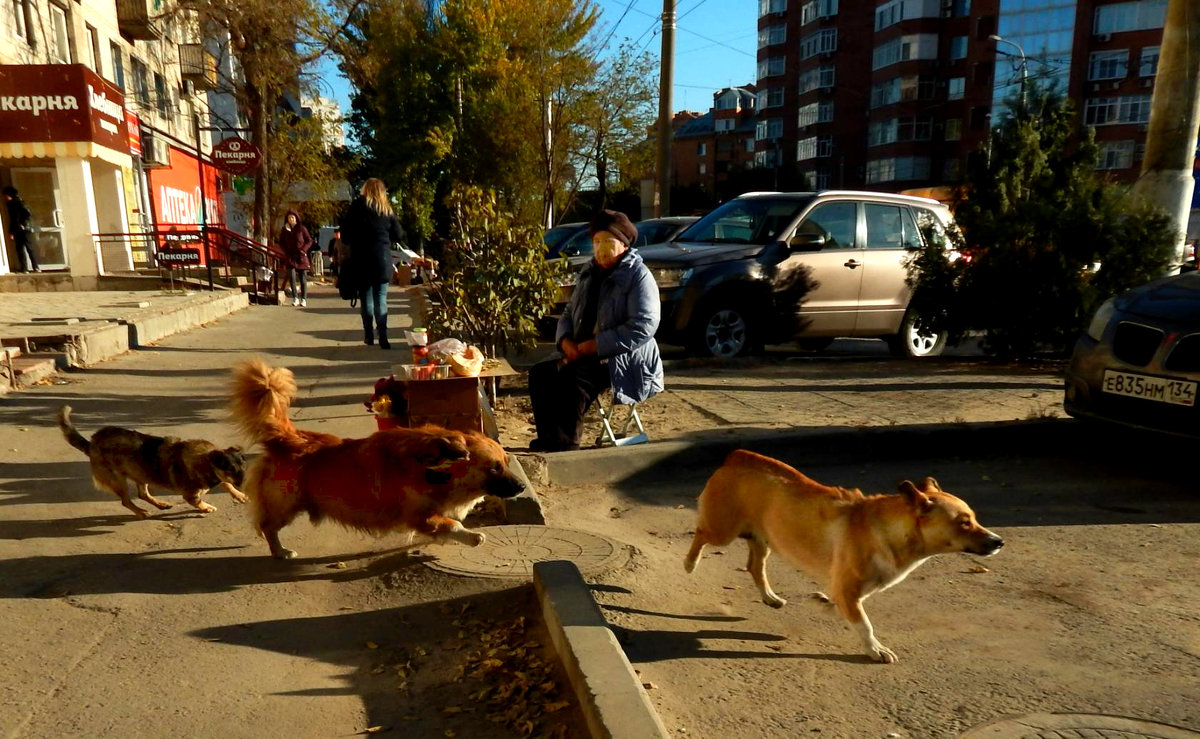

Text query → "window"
[757,56,786,79]
[758,0,786,17]
[869,119,898,147]
[1084,95,1152,125]
[797,136,818,161]
[950,36,968,60]
[698,142,707,157]
[1139,46,1160,77]
[745,138,755,153]
[755,118,783,140]
[154,73,169,117]
[110,42,125,89]
[865,204,921,249]
[817,137,833,157]
[12,0,29,43]
[872,78,900,108]
[758,24,786,47]
[716,118,735,132]
[953,0,970,16]
[800,0,837,24]
[797,202,857,249]
[1097,140,1135,170]
[798,101,834,126]
[699,163,708,175]
[897,115,933,141]
[1089,50,1129,80]
[872,34,938,70]
[49,4,71,63]
[132,58,150,108]
[945,118,963,140]
[800,29,837,60]
[947,77,965,100]
[864,156,931,183]
[875,1,900,30]
[86,25,101,74]
[757,87,784,109]
[798,66,835,93]
[1094,0,1167,35]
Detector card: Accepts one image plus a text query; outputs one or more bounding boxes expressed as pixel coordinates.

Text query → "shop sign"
[156,247,202,265]
[126,111,141,158]
[0,64,129,154]
[210,136,261,175]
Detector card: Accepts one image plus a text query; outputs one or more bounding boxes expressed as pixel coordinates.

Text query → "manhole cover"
[961,713,1200,738]
[424,525,627,579]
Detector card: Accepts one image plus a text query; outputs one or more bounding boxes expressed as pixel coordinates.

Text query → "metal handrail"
[92,226,288,299]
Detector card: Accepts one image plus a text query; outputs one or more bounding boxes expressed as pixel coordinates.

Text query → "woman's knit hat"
[588,209,638,247]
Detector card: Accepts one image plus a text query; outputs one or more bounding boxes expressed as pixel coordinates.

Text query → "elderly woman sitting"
[528,210,665,452]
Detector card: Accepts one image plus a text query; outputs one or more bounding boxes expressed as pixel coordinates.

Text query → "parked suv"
[641,191,955,358]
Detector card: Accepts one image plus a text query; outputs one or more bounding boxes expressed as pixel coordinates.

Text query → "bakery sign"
[210,136,262,175]
[0,64,129,154]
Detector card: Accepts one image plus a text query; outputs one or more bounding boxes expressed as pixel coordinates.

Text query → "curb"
[503,455,546,525]
[533,561,669,739]
[538,418,1079,486]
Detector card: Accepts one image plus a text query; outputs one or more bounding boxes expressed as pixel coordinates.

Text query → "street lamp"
[989,34,1028,108]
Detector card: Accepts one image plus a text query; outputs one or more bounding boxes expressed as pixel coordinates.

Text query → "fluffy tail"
[231,358,300,449]
[57,406,91,455]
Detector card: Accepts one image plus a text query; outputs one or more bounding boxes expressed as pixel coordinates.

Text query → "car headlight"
[651,267,692,288]
[1085,298,1116,341]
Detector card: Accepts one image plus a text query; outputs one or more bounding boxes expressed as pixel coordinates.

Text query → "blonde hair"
[361,178,393,216]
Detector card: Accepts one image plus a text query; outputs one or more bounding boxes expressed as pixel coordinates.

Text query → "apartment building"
[755,0,1178,193]
[671,85,758,200]
[0,0,220,277]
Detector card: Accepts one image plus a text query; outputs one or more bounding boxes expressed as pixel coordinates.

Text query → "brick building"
[754,0,1186,193]
[670,86,759,201]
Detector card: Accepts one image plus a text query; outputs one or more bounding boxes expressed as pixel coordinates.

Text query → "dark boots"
[377,314,390,350]
[362,314,374,346]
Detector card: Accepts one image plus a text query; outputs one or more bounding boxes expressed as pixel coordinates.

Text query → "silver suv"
[640,190,956,358]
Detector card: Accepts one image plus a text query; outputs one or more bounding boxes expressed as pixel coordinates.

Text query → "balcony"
[117,0,161,40]
[179,44,218,90]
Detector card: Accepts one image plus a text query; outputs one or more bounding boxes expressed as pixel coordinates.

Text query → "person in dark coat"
[327,228,348,279]
[278,209,313,307]
[340,178,405,349]
[528,209,665,452]
[3,186,40,273]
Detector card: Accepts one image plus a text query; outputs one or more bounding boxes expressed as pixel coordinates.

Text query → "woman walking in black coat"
[340,178,405,349]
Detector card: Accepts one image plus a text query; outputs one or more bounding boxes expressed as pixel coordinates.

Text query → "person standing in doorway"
[3,186,40,273]
[340,179,405,349]
[278,209,313,307]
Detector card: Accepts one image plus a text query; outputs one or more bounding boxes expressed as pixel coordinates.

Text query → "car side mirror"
[562,245,580,257]
[789,233,826,251]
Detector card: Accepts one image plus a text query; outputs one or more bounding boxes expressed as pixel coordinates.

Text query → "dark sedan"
[1064,272,1200,437]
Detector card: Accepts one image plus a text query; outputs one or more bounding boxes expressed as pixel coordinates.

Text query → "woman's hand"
[560,338,581,362]
[576,339,598,356]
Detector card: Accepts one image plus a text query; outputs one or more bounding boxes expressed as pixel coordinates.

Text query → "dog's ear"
[415,433,470,469]
[899,480,936,514]
[209,450,238,474]
[919,477,941,493]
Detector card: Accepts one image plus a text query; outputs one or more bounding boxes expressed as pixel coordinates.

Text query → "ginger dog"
[231,358,525,559]
[684,450,1003,663]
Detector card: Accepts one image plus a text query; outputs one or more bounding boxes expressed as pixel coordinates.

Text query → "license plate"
[1102,370,1197,407]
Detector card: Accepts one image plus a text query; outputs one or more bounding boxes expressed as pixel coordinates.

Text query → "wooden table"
[392,358,517,437]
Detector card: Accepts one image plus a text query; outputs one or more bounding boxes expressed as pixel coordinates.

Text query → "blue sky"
[311,0,756,125]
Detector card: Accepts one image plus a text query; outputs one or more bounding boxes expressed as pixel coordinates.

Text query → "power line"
[599,0,640,50]
[677,0,712,23]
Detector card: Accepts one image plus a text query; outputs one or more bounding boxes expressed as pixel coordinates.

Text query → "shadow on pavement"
[611,624,869,663]
[189,586,585,739]
[605,419,1200,527]
[0,545,432,598]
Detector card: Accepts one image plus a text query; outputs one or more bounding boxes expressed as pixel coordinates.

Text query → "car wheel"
[887,310,946,358]
[694,303,754,358]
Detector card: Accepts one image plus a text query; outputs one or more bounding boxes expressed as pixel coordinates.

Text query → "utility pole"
[543,97,554,230]
[1130,0,1200,268]
[654,0,676,217]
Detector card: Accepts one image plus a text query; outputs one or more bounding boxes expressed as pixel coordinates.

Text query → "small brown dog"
[231,358,526,559]
[58,406,247,518]
[684,450,1003,663]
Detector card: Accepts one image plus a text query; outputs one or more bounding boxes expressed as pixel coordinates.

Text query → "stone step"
[12,356,58,388]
